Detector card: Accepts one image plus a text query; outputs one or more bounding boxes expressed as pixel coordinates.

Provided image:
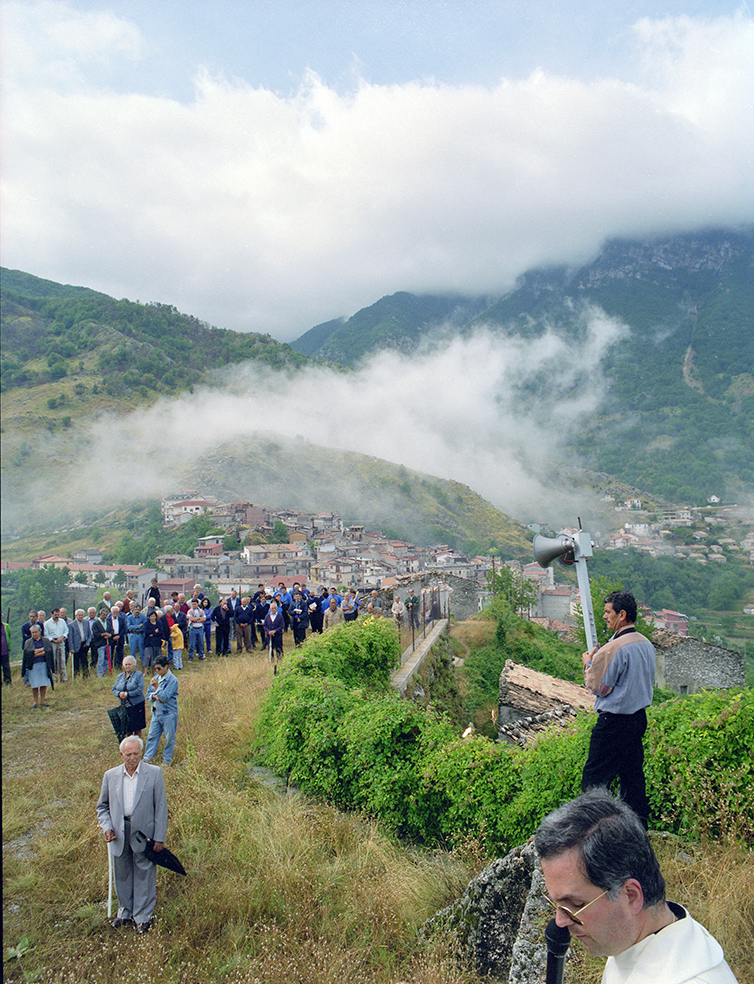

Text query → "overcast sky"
[2,0,753,341]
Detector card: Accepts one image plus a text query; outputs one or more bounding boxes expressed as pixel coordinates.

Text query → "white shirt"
[44,617,67,643]
[122,763,140,817]
[603,904,738,984]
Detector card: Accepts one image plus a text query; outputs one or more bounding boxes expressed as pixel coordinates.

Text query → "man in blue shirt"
[126,604,147,665]
[581,590,655,829]
[144,656,179,766]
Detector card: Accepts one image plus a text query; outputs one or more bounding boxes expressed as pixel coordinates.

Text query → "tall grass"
[2,648,752,983]
[2,653,476,984]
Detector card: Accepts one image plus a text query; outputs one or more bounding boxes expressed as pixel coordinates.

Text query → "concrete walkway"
[391,619,447,696]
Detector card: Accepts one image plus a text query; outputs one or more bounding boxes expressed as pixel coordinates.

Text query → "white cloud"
[2,1,144,87]
[1,10,752,339]
[2,309,625,532]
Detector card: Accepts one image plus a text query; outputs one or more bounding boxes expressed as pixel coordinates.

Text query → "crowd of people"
[10,580,426,698]
[7,576,742,975]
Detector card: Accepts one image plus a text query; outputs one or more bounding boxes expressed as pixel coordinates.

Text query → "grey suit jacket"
[96,762,168,856]
[68,619,91,650]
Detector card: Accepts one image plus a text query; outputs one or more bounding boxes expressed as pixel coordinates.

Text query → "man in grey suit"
[67,609,91,679]
[96,735,169,933]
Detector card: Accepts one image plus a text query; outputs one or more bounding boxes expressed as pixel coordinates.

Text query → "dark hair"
[534,788,665,906]
[154,655,169,669]
[604,590,637,623]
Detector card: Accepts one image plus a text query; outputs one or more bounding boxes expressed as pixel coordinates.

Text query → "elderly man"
[535,788,737,983]
[107,605,128,671]
[186,598,205,661]
[581,590,655,829]
[44,608,69,682]
[84,607,99,670]
[22,623,55,708]
[68,609,92,678]
[126,603,146,665]
[405,588,420,628]
[323,596,343,631]
[91,608,113,677]
[96,736,168,933]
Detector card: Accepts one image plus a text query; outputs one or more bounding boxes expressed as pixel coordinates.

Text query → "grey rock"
[421,840,549,982]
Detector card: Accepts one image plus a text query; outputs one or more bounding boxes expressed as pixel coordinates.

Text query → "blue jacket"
[112,668,146,706]
[146,669,178,715]
[126,611,147,635]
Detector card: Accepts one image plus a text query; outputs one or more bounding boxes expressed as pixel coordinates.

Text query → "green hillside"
[0,270,527,550]
[291,228,754,504]
[291,291,486,365]
[0,284,310,407]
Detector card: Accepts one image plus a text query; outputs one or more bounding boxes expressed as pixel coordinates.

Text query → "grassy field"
[2,637,752,983]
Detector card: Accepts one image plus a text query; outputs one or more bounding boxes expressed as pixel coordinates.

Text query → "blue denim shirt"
[146,669,178,715]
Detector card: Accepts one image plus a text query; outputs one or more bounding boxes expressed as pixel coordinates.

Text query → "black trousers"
[215,624,230,654]
[582,708,650,828]
[74,644,90,677]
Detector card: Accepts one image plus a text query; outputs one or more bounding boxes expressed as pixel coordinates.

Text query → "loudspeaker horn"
[533,532,575,569]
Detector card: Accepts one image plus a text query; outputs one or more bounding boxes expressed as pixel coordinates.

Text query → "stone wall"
[655,635,744,694]
[398,571,483,622]
[421,840,550,983]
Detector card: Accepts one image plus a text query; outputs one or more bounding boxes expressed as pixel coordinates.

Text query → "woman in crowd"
[142,610,166,671]
[22,623,55,709]
[112,655,146,738]
[264,599,285,673]
[201,597,213,654]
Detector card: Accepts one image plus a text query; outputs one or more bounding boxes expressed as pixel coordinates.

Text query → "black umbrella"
[107,704,128,742]
[139,834,187,876]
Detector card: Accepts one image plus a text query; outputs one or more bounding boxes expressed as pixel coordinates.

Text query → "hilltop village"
[10,489,753,640]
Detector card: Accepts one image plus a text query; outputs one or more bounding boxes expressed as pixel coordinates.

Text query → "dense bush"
[254,619,753,853]
[646,688,754,842]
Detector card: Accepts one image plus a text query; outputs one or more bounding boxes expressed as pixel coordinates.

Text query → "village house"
[163,496,221,526]
[653,631,744,694]
[497,660,593,746]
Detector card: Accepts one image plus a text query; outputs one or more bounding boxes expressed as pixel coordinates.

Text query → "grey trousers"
[113,819,157,924]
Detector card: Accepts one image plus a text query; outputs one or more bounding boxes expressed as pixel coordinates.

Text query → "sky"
[1,1,753,533]
[2,0,753,340]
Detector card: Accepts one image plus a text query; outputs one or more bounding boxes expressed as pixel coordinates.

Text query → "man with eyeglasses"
[535,789,737,983]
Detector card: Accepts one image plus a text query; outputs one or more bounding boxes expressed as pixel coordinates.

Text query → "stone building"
[653,630,745,694]
[396,571,483,622]
[497,660,593,745]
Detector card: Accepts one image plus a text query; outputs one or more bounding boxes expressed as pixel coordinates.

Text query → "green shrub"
[339,696,447,835]
[254,618,753,856]
[646,689,754,842]
[256,673,360,798]
[287,619,400,690]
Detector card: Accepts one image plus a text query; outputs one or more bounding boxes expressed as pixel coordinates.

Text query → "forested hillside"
[292,229,754,504]
[1,272,310,404]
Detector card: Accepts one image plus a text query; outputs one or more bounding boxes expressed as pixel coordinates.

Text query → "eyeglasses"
[542,889,608,926]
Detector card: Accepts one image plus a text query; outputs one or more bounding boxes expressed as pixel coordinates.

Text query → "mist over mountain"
[1,227,751,543]
[291,228,754,505]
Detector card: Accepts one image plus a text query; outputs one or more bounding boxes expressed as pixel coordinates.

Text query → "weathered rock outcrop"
[421,840,552,983]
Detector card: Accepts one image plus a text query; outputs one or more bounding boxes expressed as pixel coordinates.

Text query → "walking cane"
[107,842,114,919]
